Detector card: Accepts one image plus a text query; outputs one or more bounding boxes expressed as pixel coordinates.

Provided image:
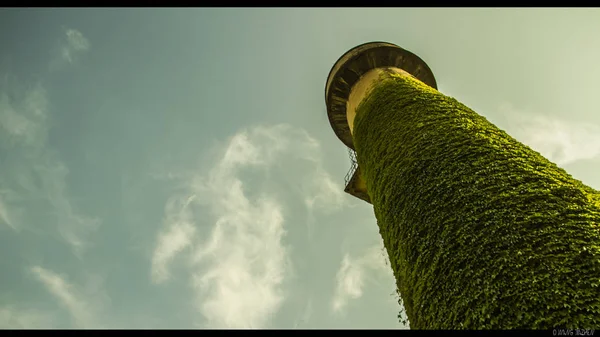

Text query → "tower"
[325,42,600,329]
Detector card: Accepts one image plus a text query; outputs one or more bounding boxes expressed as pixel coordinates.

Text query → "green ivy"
[352,71,600,329]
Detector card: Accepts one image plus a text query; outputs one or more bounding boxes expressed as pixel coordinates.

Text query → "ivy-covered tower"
[325,42,600,329]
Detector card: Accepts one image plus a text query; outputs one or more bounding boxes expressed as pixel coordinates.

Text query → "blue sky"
[1,8,600,329]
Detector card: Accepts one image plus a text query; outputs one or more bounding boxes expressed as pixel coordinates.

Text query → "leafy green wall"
[352,71,600,329]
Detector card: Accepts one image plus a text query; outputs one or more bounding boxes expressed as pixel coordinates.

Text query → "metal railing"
[344,147,358,187]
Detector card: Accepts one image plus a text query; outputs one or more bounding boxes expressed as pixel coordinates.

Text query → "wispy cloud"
[293,297,313,329]
[0,306,55,329]
[30,266,103,329]
[303,167,346,242]
[39,159,101,258]
[304,169,345,213]
[332,246,389,314]
[0,191,20,230]
[496,103,600,166]
[61,28,91,64]
[151,124,344,329]
[0,29,99,256]
[0,83,48,149]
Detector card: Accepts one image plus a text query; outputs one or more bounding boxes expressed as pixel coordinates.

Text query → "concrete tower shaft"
[325,42,600,329]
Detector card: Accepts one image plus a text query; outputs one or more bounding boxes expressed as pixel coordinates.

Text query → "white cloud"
[30,266,103,329]
[333,255,364,311]
[188,127,291,329]
[151,124,345,329]
[61,29,90,64]
[151,195,197,284]
[496,103,600,166]
[190,195,287,329]
[332,246,388,313]
[0,306,55,329]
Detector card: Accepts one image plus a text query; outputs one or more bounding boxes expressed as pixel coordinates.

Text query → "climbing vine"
[352,71,600,329]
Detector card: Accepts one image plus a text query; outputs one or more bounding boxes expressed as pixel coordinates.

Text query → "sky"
[1,8,600,329]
